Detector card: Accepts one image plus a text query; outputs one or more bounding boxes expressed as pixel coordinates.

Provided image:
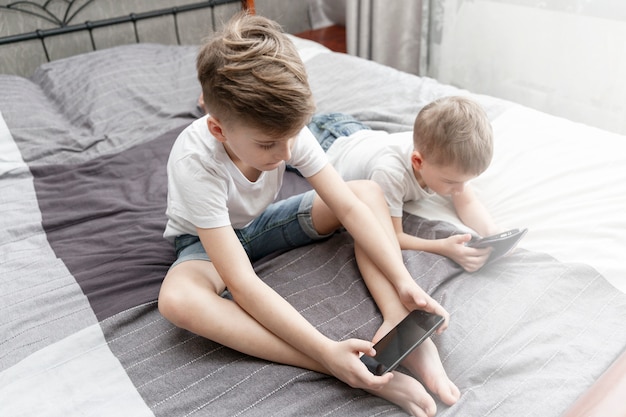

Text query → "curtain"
[345,0,429,76]
[308,0,347,29]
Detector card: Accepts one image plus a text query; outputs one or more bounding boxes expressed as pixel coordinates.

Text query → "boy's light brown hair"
[413,96,493,175]
[197,12,315,138]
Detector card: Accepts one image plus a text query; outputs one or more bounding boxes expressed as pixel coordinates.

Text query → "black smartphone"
[467,228,523,248]
[360,310,445,376]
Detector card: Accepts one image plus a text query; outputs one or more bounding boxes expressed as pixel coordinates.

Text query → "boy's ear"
[410,150,424,171]
[207,116,227,143]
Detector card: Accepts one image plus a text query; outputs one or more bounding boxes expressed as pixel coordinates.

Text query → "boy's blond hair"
[197,12,315,138]
[413,96,493,175]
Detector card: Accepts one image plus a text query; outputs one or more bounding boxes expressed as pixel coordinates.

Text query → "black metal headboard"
[0,0,251,75]
[0,0,247,49]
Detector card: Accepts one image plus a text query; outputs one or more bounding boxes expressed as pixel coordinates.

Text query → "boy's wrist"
[430,238,448,257]
[307,333,339,364]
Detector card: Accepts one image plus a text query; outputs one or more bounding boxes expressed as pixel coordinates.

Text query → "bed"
[1,1,625,416]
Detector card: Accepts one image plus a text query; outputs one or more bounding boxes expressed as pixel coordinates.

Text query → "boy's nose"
[276,142,292,161]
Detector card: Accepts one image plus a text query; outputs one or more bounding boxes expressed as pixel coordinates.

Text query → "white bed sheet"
[289,35,331,63]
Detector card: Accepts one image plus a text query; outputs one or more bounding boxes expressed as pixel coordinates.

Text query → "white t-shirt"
[326,130,434,218]
[163,115,328,241]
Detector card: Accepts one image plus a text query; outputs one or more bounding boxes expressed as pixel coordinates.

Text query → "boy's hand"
[321,339,394,390]
[395,282,450,332]
[442,233,492,272]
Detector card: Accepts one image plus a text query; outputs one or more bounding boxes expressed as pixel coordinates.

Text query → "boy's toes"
[434,380,461,406]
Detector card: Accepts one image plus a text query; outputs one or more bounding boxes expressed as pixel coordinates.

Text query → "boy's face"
[411,151,476,196]
[208,116,298,174]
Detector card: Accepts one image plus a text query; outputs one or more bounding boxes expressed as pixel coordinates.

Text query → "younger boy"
[159,12,459,417]
[309,96,499,272]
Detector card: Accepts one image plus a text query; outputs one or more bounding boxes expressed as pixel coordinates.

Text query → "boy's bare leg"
[159,260,324,370]
[308,181,459,412]
[345,182,460,406]
[159,259,446,416]
[355,244,461,408]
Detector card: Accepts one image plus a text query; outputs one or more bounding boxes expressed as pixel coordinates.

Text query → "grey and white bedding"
[1,37,626,417]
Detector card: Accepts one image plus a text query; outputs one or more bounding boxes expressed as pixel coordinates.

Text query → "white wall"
[429,0,626,136]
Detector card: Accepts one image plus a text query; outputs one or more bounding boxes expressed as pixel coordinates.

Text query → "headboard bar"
[0,0,248,46]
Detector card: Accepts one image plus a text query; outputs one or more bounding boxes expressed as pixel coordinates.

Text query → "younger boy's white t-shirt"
[163,115,327,241]
[326,129,434,218]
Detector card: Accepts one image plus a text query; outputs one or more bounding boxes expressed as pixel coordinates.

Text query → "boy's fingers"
[350,339,375,356]
[460,233,473,243]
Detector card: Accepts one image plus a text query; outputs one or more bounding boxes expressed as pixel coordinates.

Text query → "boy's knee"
[346,180,387,213]
[158,284,187,326]
[348,180,385,199]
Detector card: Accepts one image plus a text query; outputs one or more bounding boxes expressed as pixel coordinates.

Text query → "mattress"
[1,36,625,417]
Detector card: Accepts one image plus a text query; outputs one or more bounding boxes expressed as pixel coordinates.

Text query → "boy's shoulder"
[345,130,413,154]
[327,129,413,163]
[170,115,222,164]
[179,115,215,143]
[349,129,412,143]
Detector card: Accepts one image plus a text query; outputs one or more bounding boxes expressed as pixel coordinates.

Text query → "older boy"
[159,12,459,417]
[309,96,499,272]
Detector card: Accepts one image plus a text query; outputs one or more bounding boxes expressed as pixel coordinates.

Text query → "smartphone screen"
[361,310,444,375]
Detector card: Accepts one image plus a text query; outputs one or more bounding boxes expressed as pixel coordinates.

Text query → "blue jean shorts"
[171,190,333,268]
[307,112,370,152]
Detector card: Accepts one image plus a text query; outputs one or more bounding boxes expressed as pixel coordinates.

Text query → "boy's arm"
[393,216,451,253]
[451,184,499,237]
[198,225,392,389]
[307,164,449,327]
[392,216,492,273]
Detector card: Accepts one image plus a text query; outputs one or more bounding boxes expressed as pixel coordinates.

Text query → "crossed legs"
[159,181,459,416]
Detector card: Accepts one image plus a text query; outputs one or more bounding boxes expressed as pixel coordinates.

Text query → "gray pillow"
[0,43,201,164]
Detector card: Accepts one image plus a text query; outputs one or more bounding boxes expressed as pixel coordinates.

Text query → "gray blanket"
[1,43,625,417]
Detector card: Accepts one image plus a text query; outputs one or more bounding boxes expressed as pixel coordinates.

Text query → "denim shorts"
[171,189,333,268]
[307,112,370,152]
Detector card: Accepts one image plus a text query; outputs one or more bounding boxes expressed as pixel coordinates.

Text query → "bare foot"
[403,338,460,406]
[373,319,460,407]
[365,370,437,417]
